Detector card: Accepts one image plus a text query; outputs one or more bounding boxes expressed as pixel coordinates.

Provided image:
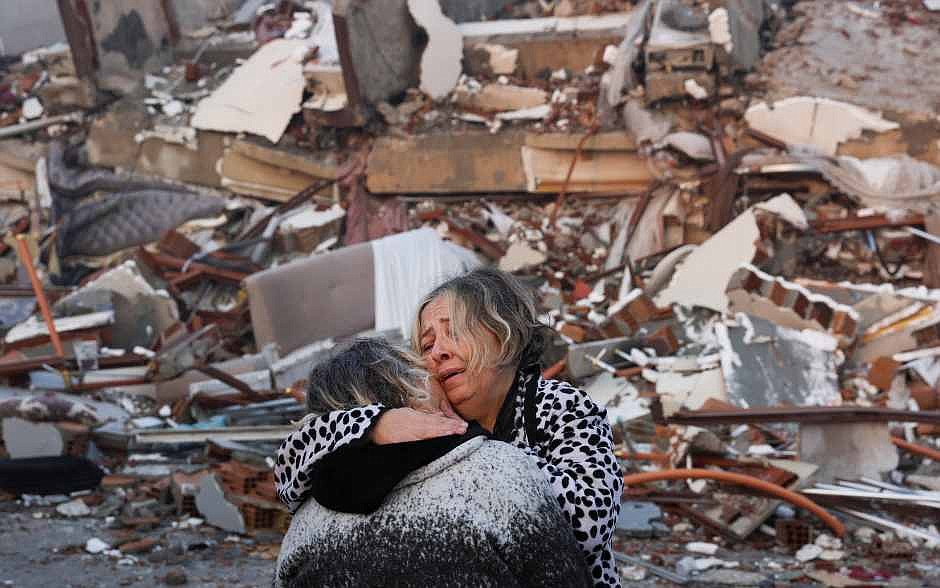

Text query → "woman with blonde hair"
[275,337,590,587]
[276,268,623,587]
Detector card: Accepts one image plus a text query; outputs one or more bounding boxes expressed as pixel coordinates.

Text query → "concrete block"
[799,422,899,483]
[2,417,64,459]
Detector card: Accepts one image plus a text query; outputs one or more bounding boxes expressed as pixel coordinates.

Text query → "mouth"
[438,368,465,385]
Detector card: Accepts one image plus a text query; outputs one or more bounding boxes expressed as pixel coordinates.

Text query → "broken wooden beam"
[367,132,527,194]
[811,213,925,234]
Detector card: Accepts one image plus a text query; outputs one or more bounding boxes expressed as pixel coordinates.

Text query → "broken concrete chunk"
[657,132,714,161]
[717,315,842,409]
[367,133,527,194]
[583,372,649,424]
[302,64,348,113]
[196,473,246,534]
[498,241,546,272]
[5,311,115,345]
[85,538,111,554]
[653,368,726,415]
[191,39,307,143]
[454,83,548,113]
[684,79,709,100]
[745,97,900,156]
[408,0,462,100]
[708,8,732,51]
[473,43,518,75]
[623,100,672,145]
[616,501,663,538]
[521,146,653,193]
[2,417,64,459]
[686,542,719,556]
[22,97,44,120]
[656,194,804,312]
[56,498,91,517]
[799,422,899,483]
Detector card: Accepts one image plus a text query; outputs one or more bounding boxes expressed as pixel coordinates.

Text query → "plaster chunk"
[408,0,462,99]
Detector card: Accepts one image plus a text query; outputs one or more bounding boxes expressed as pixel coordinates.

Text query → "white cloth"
[371,228,481,337]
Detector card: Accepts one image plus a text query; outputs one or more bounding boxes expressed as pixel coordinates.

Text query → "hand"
[369,408,467,445]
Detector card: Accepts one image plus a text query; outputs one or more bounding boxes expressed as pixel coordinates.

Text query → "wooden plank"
[525,131,636,152]
[521,145,652,192]
[219,150,319,202]
[230,138,339,180]
[366,132,527,194]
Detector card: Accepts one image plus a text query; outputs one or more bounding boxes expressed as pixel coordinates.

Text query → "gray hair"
[306,338,429,415]
[411,267,545,373]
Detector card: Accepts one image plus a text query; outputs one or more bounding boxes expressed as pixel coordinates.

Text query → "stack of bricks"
[727,265,858,341]
[215,461,285,532]
[602,291,662,337]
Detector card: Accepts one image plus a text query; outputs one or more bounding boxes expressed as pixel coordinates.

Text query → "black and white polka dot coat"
[274,366,624,587]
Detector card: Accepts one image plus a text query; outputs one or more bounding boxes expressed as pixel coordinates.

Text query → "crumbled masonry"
[2,0,940,586]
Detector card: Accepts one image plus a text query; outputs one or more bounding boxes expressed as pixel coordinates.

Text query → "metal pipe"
[0,112,83,140]
[15,235,65,358]
[622,468,845,537]
[892,436,940,462]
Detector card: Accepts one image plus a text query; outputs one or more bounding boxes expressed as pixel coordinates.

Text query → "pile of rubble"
[2,0,940,585]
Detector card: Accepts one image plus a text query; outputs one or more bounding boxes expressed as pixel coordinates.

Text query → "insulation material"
[805,154,940,210]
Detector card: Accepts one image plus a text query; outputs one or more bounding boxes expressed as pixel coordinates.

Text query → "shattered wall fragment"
[408,0,463,100]
[191,39,307,143]
[745,97,900,156]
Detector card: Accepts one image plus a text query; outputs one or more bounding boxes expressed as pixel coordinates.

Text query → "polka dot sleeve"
[274,404,385,513]
[522,379,623,587]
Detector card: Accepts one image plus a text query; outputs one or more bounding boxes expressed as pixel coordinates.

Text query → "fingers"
[372,408,466,445]
[418,412,467,439]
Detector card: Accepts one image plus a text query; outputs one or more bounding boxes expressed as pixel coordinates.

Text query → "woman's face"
[417,296,513,424]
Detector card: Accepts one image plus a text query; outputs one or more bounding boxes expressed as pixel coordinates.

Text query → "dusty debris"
[2,1,940,582]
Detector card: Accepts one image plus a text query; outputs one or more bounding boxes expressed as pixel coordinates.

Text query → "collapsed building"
[1,0,940,585]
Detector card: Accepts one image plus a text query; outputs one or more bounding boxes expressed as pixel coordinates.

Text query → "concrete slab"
[799,422,898,483]
[2,417,64,458]
[196,474,246,534]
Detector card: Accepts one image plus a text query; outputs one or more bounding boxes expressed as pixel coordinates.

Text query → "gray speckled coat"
[274,437,591,588]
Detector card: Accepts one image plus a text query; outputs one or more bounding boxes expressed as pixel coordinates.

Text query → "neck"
[479,366,517,432]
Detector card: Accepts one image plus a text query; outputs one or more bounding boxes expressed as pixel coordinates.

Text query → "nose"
[429,337,453,364]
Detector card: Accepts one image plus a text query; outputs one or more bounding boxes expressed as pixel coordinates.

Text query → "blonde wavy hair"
[410,267,545,374]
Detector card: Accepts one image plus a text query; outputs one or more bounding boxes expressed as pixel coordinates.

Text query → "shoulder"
[535,377,607,421]
[408,439,552,505]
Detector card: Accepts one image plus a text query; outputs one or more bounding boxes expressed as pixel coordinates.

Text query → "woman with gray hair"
[275,268,623,587]
[275,337,591,587]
